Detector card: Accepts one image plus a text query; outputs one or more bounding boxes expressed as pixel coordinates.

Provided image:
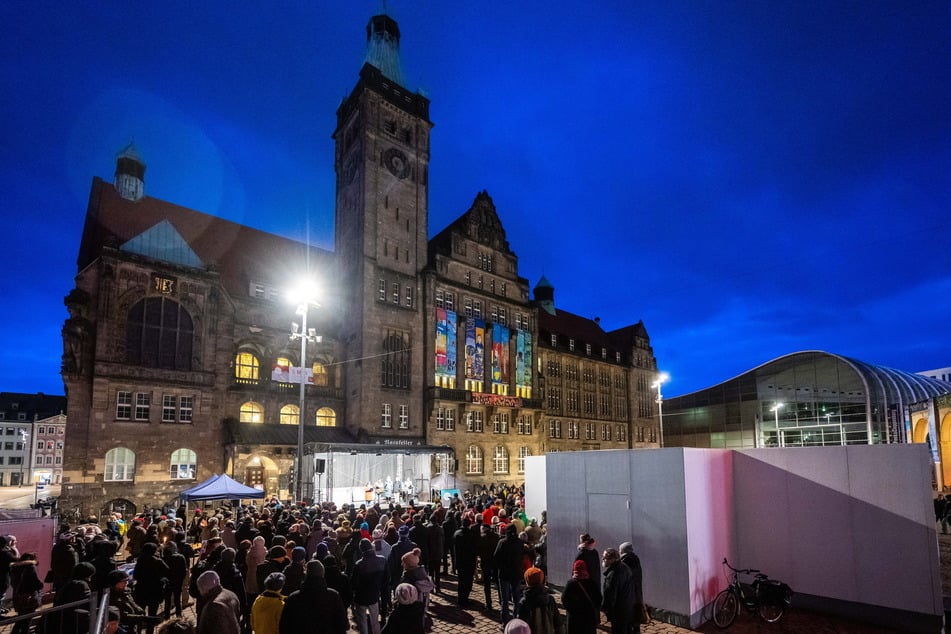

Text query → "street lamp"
[651,372,670,447]
[18,429,29,488]
[289,281,321,504]
[770,403,783,448]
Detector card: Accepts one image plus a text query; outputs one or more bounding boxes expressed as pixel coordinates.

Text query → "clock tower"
[334,14,432,439]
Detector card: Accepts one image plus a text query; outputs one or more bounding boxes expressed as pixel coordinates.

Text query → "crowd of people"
[21,485,645,634]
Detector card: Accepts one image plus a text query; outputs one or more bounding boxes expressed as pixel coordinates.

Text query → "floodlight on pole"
[770,403,783,447]
[651,372,670,447]
[288,281,321,504]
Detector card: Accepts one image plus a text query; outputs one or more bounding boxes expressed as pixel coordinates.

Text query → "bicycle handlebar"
[721,558,762,577]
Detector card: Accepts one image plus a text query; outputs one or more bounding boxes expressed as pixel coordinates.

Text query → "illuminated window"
[169,448,196,480]
[235,352,260,381]
[311,362,329,387]
[240,401,264,423]
[493,446,509,474]
[466,445,483,474]
[316,407,336,427]
[280,404,300,425]
[104,447,135,482]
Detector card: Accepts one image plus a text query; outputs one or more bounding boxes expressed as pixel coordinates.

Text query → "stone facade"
[59,14,660,518]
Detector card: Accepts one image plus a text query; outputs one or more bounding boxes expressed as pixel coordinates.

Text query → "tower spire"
[114,141,145,201]
[364,14,406,87]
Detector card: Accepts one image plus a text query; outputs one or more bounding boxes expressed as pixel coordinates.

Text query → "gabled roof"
[430,190,514,259]
[78,178,332,297]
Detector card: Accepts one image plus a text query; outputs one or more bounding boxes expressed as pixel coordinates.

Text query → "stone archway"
[913,417,930,444]
[102,498,136,521]
[240,454,281,498]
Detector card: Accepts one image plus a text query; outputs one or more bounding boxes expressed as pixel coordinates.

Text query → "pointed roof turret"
[364,14,406,87]
[534,275,556,315]
[114,141,146,202]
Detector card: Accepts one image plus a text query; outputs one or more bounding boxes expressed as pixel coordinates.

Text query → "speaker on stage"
[314,458,326,474]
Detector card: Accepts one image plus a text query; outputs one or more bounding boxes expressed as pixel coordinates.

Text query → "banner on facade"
[516,329,532,389]
[465,318,485,381]
[435,309,457,379]
[492,324,510,387]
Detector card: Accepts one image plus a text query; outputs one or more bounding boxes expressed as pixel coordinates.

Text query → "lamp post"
[770,403,783,448]
[651,372,670,447]
[18,429,28,487]
[289,282,320,504]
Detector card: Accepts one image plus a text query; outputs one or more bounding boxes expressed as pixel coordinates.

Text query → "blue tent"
[180,473,265,501]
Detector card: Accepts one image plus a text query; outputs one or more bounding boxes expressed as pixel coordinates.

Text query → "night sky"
[2,2,949,398]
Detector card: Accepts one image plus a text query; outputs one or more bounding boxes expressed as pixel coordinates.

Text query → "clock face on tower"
[383,147,410,180]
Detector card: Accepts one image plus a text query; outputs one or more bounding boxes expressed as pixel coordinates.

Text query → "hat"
[505,524,518,536]
[305,560,325,579]
[291,546,306,562]
[106,569,129,586]
[315,543,329,560]
[397,524,411,538]
[372,529,383,540]
[401,548,420,569]
[395,582,418,605]
[359,538,373,553]
[196,570,221,596]
[221,548,236,563]
[73,562,95,579]
[619,541,634,555]
[524,566,545,587]
[504,618,532,634]
[580,533,595,545]
[264,572,286,592]
[268,545,286,559]
[572,560,588,575]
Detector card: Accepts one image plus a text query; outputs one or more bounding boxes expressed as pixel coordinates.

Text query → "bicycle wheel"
[759,598,785,623]
[712,589,738,628]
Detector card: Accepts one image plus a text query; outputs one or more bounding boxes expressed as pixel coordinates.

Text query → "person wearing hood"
[10,552,43,634]
[49,561,95,634]
[380,583,424,634]
[516,566,563,634]
[351,538,387,634]
[282,547,306,595]
[196,571,241,634]
[386,524,416,593]
[213,548,247,622]
[322,554,352,610]
[279,560,348,634]
[245,535,267,599]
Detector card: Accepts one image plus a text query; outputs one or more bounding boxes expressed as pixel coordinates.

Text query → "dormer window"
[569,339,575,351]
[586,344,592,356]
[551,334,557,347]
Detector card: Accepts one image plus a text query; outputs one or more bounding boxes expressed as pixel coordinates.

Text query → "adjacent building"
[0,393,67,486]
[59,13,659,517]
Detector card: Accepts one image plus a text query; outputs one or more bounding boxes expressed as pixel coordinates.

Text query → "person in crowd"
[399,548,434,630]
[255,546,288,592]
[575,534,600,581]
[125,519,147,560]
[452,517,478,607]
[351,538,387,634]
[279,560,348,634]
[477,520,500,611]
[601,548,635,634]
[424,513,444,594]
[250,572,285,634]
[503,617,532,634]
[89,538,119,594]
[10,552,43,634]
[48,561,95,634]
[49,531,78,591]
[133,542,171,632]
[619,542,645,634]
[386,524,417,594]
[106,569,150,631]
[156,616,196,634]
[0,535,17,608]
[516,566,563,634]
[380,583,424,634]
[213,548,247,626]
[322,554,353,612]
[281,547,306,595]
[195,571,241,634]
[162,541,188,619]
[494,523,527,625]
[561,559,601,634]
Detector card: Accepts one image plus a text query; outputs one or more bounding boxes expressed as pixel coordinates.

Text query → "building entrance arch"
[913,417,930,444]
[102,498,136,521]
[941,412,951,489]
[243,454,280,498]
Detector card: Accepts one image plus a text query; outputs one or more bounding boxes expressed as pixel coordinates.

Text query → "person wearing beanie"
[503,618,532,634]
[49,561,95,634]
[515,565,562,634]
[351,538,388,634]
[279,558,348,634]
[251,572,285,634]
[195,571,241,634]
[106,568,148,630]
[494,522,529,624]
[281,546,307,595]
[322,554,353,610]
[618,542,644,633]
[213,548,247,622]
[380,583,424,634]
[561,558,602,634]
[161,540,188,619]
[386,524,417,594]
[399,547,434,629]
[255,545,289,593]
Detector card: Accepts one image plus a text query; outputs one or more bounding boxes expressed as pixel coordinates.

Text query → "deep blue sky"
[2,2,949,398]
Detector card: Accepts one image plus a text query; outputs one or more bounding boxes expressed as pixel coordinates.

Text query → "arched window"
[126,297,193,370]
[104,447,135,482]
[316,407,336,427]
[240,401,264,423]
[493,446,509,474]
[170,448,196,479]
[280,404,300,425]
[466,445,483,474]
[235,352,260,382]
[312,362,329,386]
[518,446,531,474]
[381,331,409,389]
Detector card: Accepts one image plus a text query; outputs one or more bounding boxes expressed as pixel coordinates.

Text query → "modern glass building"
[663,350,951,449]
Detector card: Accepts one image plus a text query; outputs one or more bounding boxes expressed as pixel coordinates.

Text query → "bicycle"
[711,558,792,628]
